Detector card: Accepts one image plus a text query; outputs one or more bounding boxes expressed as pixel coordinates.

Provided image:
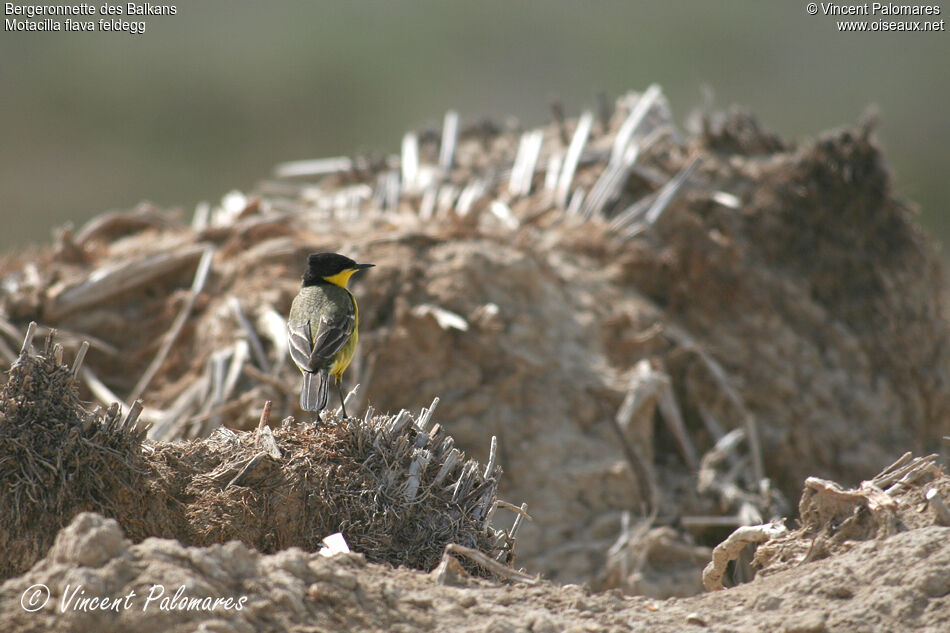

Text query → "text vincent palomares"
[817,2,941,15]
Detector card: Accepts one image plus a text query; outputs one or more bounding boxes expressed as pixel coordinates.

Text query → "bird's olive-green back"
[288,283,359,375]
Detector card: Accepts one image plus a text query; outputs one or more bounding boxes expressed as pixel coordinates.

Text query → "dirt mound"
[1,87,948,596]
[3,471,948,633]
[753,453,950,578]
[0,340,512,579]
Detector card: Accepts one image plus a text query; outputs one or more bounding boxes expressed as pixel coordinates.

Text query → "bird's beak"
[353,263,375,270]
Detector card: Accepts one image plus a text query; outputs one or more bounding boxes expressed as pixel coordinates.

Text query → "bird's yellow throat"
[322,269,358,288]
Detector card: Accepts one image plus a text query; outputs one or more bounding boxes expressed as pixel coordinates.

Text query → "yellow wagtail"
[287,252,373,422]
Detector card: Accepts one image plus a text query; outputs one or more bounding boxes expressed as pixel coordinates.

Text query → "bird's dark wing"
[288,321,314,371]
[288,309,355,373]
[308,310,355,369]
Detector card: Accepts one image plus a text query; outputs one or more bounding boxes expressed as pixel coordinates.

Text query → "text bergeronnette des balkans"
[4,3,176,18]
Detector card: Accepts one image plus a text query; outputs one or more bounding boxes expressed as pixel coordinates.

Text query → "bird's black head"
[303,252,374,288]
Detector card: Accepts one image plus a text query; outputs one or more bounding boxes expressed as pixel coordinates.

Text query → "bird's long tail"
[300,370,330,412]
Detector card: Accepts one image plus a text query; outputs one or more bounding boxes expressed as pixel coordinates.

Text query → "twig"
[543,153,562,192]
[455,180,486,216]
[71,341,90,376]
[644,156,701,225]
[439,110,459,171]
[405,450,431,502]
[258,308,289,371]
[607,189,657,233]
[494,500,533,521]
[401,132,419,192]
[20,321,37,356]
[46,243,209,320]
[483,435,499,479]
[147,374,208,441]
[127,246,214,403]
[489,200,520,230]
[582,145,638,220]
[873,452,913,480]
[657,378,699,470]
[432,448,460,487]
[419,186,438,220]
[192,202,210,231]
[611,84,662,164]
[619,156,701,239]
[668,325,766,488]
[0,335,17,364]
[509,502,529,539]
[442,543,539,585]
[702,522,787,591]
[257,400,273,432]
[609,406,657,516]
[228,296,270,372]
[697,428,746,493]
[556,111,593,209]
[872,453,938,489]
[121,400,144,433]
[44,327,57,355]
[74,204,175,246]
[273,156,352,178]
[378,170,401,211]
[80,366,128,413]
[198,347,231,426]
[389,409,411,434]
[508,130,544,197]
[227,452,268,489]
[436,183,459,217]
[418,396,440,431]
[566,189,585,215]
[0,319,119,358]
[412,304,469,332]
[219,341,249,407]
[334,384,360,418]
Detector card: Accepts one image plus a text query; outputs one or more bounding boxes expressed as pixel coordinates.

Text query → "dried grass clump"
[0,326,146,578]
[0,329,517,579]
[139,405,510,573]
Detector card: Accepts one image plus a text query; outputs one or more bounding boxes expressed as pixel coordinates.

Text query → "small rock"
[917,570,950,597]
[754,594,783,611]
[528,613,559,633]
[783,610,827,633]
[432,554,471,587]
[686,612,707,626]
[49,512,127,567]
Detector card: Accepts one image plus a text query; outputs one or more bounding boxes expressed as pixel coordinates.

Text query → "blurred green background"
[1,1,947,252]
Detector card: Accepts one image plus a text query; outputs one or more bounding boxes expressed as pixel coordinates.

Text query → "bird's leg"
[314,411,323,427]
[337,377,348,419]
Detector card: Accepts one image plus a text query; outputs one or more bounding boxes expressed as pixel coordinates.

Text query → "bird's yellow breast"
[329,288,358,377]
